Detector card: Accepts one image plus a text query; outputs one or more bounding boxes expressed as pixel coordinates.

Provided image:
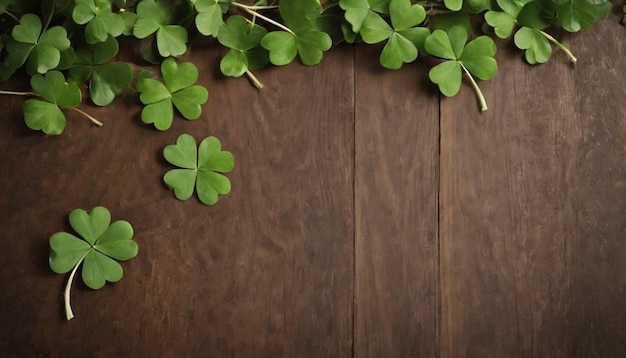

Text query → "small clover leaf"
[163,134,235,205]
[513,26,552,64]
[69,36,133,106]
[24,71,81,134]
[339,0,374,33]
[425,27,497,111]
[72,0,126,43]
[217,15,268,78]
[359,0,427,69]
[137,57,208,130]
[260,0,332,66]
[49,206,138,320]
[133,0,189,57]
[194,0,229,37]
[5,13,71,75]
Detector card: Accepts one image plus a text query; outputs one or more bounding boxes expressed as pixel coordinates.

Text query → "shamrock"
[217,15,269,78]
[359,0,429,69]
[163,134,234,205]
[69,36,133,106]
[133,0,189,57]
[425,26,497,111]
[485,0,532,38]
[23,71,81,135]
[556,0,611,33]
[2,13,71,77]
[513,27,552,64]
[49,206,138,320]
[260,0,332,66]
[194,0,229,37]
[72,0,126,43]
[137,57,209,130]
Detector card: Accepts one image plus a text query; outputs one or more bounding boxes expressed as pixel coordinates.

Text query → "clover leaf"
[425,26,497,111]
[339,0,377,33]
[3,13,71,76]
[217,15,268,78]
[556,0,611,33]
[513,26,551,64]
[359,0,428,69]
[485,0,531,38]
[49,206,138,320]
[260,0,332,66]
[194,0,229,37]
[163,134,235,205]
[69,36,133,106]
[133,0,189,57]
[137,57,208,130]
[72,0,126,43]
[23,71,81,134]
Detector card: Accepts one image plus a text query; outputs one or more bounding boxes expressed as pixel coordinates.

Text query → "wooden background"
[1,12,625,358]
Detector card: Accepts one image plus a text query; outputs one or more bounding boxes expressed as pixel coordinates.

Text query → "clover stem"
[460,62,488,112]
[3,10,20,23]
[231,2,295,35]
[64,255,87,320]
[537,29,577,64]
[231,2,278,10]
[0,90,37,96]
[245,70,263,89]
[68,107,104,127]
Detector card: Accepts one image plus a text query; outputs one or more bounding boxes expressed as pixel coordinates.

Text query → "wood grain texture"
[439,17,626,358]
[0,42,354,357]
[354,45,440,357]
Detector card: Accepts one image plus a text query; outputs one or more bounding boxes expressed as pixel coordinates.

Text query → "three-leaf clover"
[3,13,71,76]
[163,134,234,205]
[23,71,81,134]
[217,15,268,79]
[359,0,429,69]
[260,0,332,66]
[425,26,497,111]
[137,57,209,130]
[194,0,229,37]
[49,206,138,320]
[133,0,189,57]
[72,0,126,43]
[69,36,133,106]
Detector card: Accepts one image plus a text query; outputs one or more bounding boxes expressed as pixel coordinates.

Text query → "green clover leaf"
[49,206,138,320]
[425,27,497,111]
[359,0,427,69]
[163,134,235,205]
[513,26,552,64]
[339,0,378,33]
[556,0,611,33]
[194,0,229,37]
[484,0,531,38]
[137,58,208,130]
[23,71,82,134]
[72,0,126,43]
[69,36,133,106]
[133,0,189,57]
[4,13,71,76]
[260,0,332,66]
[217,15,268,78]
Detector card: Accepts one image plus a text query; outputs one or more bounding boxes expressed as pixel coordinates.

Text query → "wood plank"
[354,45,440,357]
[439,17,626,357]
[0,43,354,356]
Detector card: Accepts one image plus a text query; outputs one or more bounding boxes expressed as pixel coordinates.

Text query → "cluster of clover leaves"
[0,0,615,319]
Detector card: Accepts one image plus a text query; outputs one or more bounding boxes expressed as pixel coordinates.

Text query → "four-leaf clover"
[163,134,235,205]
[49,206,138,320]
[137,57,209,130]
[359,0,429,69]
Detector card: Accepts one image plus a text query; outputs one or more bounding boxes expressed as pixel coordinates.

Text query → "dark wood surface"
[2,14,626,358]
